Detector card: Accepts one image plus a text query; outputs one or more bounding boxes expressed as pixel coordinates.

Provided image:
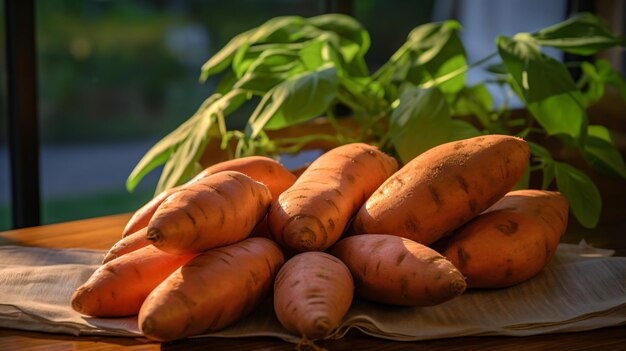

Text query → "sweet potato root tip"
[146,227,161,243]
[102,253,117,264]
[269,143,397,252]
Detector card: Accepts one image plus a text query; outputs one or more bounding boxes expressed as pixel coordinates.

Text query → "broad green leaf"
[233,71,293,92]
[231,42,305,78]
[533,13,625,56]
[554,161,601,228]
[497,35,587,142]
[308,14,370,59]
[201,16,306,82]
[126,94,221,192]
[390,87,452,163]
[450,84,493,127]
[247,65,338,136]
[582,125,626,178]
[307,14,370,75]
[299,37,343,71]
[541,162,556,190]
[404,21,467,95]
[449,119,482,141]
[528,141,554,160]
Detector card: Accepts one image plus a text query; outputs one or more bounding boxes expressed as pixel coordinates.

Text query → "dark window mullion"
[5,0,40,229]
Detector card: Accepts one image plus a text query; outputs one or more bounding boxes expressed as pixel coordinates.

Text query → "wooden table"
[1,213,625,350]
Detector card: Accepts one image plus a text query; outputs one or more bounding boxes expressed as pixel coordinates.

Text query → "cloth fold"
[0,242,624,343]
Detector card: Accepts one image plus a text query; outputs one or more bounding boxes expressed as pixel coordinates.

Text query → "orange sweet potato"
[438,189,568,288]
[352,135,529,245]
[331,234,466,306]
[268,143,398,252]
[274,252,353,340]
[122,156,296,237]
[138,237,284,341]
[102,227,151,263]
[147,171,271,254]
[71,245,196,317]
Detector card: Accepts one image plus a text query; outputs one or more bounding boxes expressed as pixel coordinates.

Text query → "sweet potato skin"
[190,155,296,201]
[274,252,354,340]
[352,135,529,245]
[138,237,284,341]
[331,234,466,306]
[147,171,272,254]
[103,227,151,263]
[71,245,196,317]
[122,187,179,237]
[268,143,398,252]
[122,156,295,237]
[438,190,569,288]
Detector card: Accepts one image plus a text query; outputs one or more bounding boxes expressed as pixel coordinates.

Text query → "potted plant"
[126,13,626,230]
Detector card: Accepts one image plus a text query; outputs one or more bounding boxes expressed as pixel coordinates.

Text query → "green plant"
[127,13,626,229]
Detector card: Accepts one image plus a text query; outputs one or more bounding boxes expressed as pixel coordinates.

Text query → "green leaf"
[201,16,306,82]
[579,61,605,106]
[404,21,467,95]
[580,59,626,106]
[307,14,370,75]
[450,84,493,127]
[582,125,626,178]
[156,113,218,194]
[449,119,482,141]
[497,35,587,142]
[528,141,554,161]
[533,13,625,56]
[200,30,253,82]
[247,65,338,137]
[528,141,555,189]
[554,161,601,228]
[126,94,221,192]
[390,87,452,163]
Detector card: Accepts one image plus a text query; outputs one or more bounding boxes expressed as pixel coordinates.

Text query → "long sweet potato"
[102,227,151,263]
[122,156,296,237]
[352,135,529,245]
[138,237,284,341]
[71,245,196,317]
[147,171,271,254]
[331,234,466,306]
[438,190,568,288]
[268,143,398,252]
[274,252,353,340]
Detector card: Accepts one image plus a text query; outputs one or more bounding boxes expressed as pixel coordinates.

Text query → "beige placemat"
[0,242,624,343]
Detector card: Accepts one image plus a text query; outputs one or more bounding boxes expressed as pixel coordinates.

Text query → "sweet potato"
[147,171,271,254]
[122,186,180,237]
[268,143,398,252]
[331,234,466,306]
[138,237,284,341]
[438,190,568,288]
[274,252,353,340]
[352,135,529,245]
[122,156,296,237]
[71,245,196,317]
[102,227,151,263]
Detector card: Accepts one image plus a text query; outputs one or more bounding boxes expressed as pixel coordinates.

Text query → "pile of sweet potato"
[70,135,569,343]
